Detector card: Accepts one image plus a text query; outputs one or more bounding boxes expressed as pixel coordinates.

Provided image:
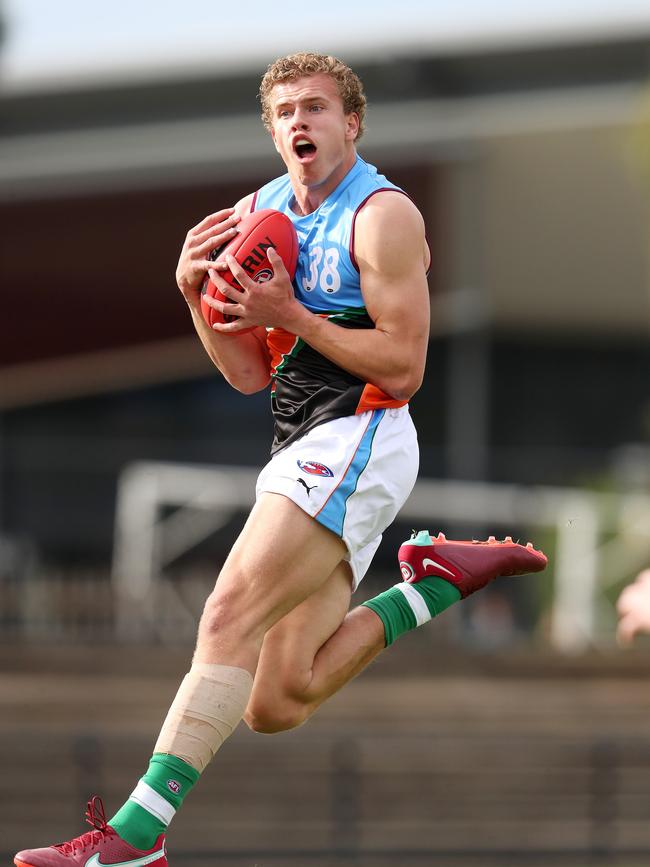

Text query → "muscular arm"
[210,192,430,401]
[176,194,272,394]
[294,192,430,400]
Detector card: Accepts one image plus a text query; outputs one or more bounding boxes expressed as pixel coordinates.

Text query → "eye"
[278,108,292,119]
[309,104,323,112]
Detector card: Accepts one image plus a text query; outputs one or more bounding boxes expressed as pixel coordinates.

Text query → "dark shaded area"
[0,164,436,366]
[489,333,650,485]
[4,36,650,137]
[2,333,648,566]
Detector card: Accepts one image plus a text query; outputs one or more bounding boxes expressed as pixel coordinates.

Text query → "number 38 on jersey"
[301,246,341,294]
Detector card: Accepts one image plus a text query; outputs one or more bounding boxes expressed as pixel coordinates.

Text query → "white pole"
[551,496,600,652]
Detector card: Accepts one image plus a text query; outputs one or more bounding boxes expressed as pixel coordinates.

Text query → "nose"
[292,108,309,130]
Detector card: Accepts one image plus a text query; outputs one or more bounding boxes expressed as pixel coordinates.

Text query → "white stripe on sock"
[394,582,432,627]
[129,780,176,826]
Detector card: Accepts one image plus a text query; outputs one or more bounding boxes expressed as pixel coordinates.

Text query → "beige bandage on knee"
[154,663,253,772]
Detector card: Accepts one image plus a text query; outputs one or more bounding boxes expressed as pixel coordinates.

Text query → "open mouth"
[294,138,317,160]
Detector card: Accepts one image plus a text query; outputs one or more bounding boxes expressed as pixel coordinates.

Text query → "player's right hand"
[175,208,241,305]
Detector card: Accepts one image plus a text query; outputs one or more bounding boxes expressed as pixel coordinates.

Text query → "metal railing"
[111,461,650,651]
[3,461,650,648]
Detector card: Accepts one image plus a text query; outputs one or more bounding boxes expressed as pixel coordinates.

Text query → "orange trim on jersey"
[355,383,407,415]
[267,314,332,376]
[266,327,300,377]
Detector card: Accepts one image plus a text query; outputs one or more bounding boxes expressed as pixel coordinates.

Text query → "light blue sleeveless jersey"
[252,155,402,315]
[252,155,408,454]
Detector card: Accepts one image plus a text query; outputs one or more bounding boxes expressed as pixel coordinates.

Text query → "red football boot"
[398,530,547,597]
[14,796,167,867]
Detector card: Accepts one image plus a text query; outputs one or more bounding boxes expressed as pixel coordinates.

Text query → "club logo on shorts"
[297,459,334,477]
[255,268,273,283]
[167,779,181,795]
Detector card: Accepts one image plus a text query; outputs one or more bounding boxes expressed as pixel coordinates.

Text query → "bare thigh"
[245,562,354,731]
[194,492,348,671]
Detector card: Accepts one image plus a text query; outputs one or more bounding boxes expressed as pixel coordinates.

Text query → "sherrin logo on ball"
[200,209,299,335]
[255,268,274,283]
[297,460,334,478]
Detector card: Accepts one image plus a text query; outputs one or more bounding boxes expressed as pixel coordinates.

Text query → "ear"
[346,112,360,142]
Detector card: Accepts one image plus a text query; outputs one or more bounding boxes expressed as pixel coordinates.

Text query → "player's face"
[269,73,359,191]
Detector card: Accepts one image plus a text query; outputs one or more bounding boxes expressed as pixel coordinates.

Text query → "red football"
[200,208,299,333]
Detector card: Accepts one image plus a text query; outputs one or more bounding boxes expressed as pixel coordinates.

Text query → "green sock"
[363,576,461,646]
[109,753,200,849]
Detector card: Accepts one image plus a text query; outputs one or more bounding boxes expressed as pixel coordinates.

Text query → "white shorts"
[255,406,419,590]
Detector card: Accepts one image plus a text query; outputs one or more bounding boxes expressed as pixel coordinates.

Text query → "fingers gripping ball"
[200,209,299,334]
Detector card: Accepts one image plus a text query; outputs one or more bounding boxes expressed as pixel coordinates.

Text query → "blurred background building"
[2,2,650,863]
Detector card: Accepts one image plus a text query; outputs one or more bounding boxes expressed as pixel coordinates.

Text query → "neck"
[290,150,357,216]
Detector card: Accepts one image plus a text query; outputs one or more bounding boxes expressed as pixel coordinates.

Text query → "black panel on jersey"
[270,318,375,454]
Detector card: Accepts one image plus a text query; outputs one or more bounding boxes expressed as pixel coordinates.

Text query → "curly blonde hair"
[259,52,367,141]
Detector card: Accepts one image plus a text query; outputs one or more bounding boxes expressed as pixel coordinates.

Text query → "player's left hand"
[206,247,305,333]
[616,569,650,645]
